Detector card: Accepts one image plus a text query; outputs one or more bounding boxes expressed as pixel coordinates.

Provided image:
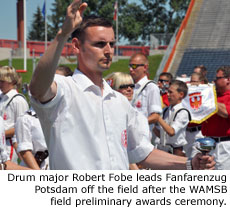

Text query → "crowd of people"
[1,0,229,170]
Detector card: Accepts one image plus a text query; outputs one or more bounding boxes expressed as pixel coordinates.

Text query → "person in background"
[153,80,191,157]
[15,108,49,170]
[201,66,230,169]
[105,72,134,102]
[193,65,208,84]
[157,72,173,108]
[185,72,206,158]
[0,115,30,170]
[56,65,73,77]
[0,66,29,163]
[129,53,162,140]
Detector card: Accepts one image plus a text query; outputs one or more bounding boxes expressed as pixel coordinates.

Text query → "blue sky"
[0,0,55,40]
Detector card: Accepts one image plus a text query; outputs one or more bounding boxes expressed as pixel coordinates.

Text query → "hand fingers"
[71,0,82,13]
[199,155,216,170]
[79,3,88,16]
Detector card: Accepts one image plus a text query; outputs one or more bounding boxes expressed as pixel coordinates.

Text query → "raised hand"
[61,0,88,37]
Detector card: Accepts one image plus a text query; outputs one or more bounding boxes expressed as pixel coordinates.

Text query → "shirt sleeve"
[127,106,154,164]
[30,75,66,123]
[11,96,29,123]
[171,110,190,134]
[0,117,9,163]
[147,83,162,114]
[15,115,33,153]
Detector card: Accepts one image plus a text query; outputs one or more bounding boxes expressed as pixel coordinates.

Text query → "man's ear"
[72,38,81,54]
[144,64,149,76]
[144,64,149,70]
[179,91,185,99]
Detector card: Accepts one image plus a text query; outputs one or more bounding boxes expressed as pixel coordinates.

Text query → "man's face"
[129,56,147,83]
[168,84,183,106]
[215,70,229,93]
[158,75,170,89]
[77,26,115,74]
[190,74,202,85]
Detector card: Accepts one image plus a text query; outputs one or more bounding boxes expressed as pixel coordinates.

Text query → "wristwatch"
[186,158,193,170]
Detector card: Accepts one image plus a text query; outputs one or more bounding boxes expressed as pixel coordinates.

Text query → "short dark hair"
[194,65,207,76]
[159,72,173,82]
[170,80,188,98]
[191,72,208,84]
[216,65,230,78]
[72,15,113,43]
[56,65,73,76]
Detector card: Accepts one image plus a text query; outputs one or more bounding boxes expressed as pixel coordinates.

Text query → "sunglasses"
[119,84,135,89]
[128,64,145,69]
[158,79,169,83]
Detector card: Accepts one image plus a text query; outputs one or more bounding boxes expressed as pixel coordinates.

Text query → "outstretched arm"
[139,149,215,170]
[29,0,87,103]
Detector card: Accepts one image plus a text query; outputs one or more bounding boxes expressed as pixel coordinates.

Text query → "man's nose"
[104,43,113,54]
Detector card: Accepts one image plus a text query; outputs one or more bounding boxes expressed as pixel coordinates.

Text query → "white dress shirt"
[132,76,162,118]
[160,103,190,148]
[31,70,153,170]
[0,89,29,162]
[16,110,49,169]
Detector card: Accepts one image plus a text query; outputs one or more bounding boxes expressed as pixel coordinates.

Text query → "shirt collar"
[72,69,116,98]
[135,75,148,88]
[1,89,17,100]
[170,102,182,112]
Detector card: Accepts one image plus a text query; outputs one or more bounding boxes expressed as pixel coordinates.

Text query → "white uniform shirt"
[0,89,29,162]
[160,103,190,148]
[31,70,153,170]
[0,89,29,132]
[132,76,162,118]
[16,111,49,169]
[0,116,9,163]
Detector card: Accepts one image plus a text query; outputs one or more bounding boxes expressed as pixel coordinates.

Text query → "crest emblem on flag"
[182,84,217,123]
[189,92,202,110]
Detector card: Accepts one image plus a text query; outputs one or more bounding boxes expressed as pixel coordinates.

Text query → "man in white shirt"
[29,0,214,170]
[129,53,162,137]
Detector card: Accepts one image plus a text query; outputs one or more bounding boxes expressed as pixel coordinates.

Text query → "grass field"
[0,54,163,84]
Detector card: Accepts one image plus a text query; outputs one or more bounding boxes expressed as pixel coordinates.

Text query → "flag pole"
[116,0,118,59]
[23,0,27,71]
[44,0,47,50]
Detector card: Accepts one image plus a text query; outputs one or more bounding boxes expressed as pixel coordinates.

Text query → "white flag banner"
[182,84,218,123]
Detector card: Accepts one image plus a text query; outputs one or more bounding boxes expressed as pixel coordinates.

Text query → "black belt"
[210,136,230,143]
[186,125,202,132]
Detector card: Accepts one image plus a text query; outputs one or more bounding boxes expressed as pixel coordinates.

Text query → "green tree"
[28,7,44,40]
[28,6,52,41]
[49,0,129,39]
[47,0,189,43]
[166,0,190,33]
[119,3,145,43]
[49,0,72,38]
